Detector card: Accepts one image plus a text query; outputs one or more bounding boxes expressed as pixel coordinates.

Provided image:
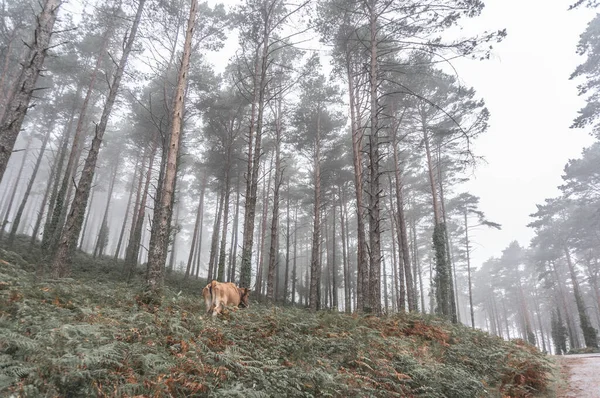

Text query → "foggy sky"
[450,0,595,269]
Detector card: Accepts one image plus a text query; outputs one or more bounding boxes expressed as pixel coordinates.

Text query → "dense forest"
[0,0,599,360]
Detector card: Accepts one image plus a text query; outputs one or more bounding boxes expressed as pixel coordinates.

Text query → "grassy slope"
[1,242,553,397]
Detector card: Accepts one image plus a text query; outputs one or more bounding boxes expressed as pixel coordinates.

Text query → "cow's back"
[214,282,241,307]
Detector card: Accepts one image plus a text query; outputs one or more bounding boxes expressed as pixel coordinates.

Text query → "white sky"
[451,0,596,268]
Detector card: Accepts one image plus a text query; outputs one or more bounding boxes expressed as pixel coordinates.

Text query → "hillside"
[0,245,553,397]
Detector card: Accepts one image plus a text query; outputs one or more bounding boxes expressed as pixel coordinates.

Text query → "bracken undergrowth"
[0,239,552,397]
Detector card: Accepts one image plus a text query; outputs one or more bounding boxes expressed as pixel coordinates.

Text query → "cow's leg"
[204,295,212,314]
[212,297,222,316]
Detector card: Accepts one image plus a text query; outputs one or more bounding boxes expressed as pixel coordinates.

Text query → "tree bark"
[167,198,181,272]
[340,187,351,313]
[0,0,60,183]
[207,189,224,282]
[391,132,415,311]
[291,207,298,305]
[345,41,368,312]
[255,161,273,297]
[309,111,322,311]
[367,0,381,314]
[283,180,291,303]
[423,123,450,319]
[0,26,19,120]
[437,159,458,322]
[332,200,338,309]
[387,179,403,312]
[78,175,98,251]
[217,173,232,281]
[194,191,206,279]
[144,0,196,299]
[267,98,284,301]
[240,21,271,289]
[464,211,475,328]
[228,177,241,282]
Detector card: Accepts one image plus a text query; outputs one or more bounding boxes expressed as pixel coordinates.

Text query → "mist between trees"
[0,0,599,354]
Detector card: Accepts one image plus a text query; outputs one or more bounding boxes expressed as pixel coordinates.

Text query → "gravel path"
[557,353,600,398]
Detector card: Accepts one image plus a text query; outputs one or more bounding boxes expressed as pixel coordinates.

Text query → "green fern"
[0,330,39,353]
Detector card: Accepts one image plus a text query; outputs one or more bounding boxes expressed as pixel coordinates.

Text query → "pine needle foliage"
[0,243,552,397]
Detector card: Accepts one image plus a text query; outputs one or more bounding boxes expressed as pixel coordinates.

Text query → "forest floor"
[555,353,600,397]
[0,238,555,397]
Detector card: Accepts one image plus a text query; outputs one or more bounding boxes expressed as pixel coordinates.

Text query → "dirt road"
[557,353,600,397]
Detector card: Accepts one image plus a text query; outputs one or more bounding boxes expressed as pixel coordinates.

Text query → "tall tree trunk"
[31,133,62,246]
[332,200,338,309]
[0,0,60,183]
[515,266,536,345]
[346,42,367,312]
[228,177,241,282]
[410,213,425,313]
[501,299,511,339]
[0,135,31,240]
[464,211,475,328]
[9,116,55,243]
[50,0,145,278]
[145,0,196,299]
[94,161,120,257]
[0,26,19,120]
[78,173,98,251]
[367,0,381,314]
[438,159,458,322]
[267,102,284,301]
[423,124,451,319]
[340,188,351,313]
[387,180,403,312]
[532,283,547,352]
[19,195,35,235]
[383,256,389,311]
[125,144,154,277]
[309,112,322,311]
[194,194,206,279]
[586,257,600,326]
[282,180,291,302]
[207,190,224,282]
[240,21,271,289]
[291,211,298,305]
[113,158,140,261]
[553,260,580,349]
[565,247,598,348]
[217,173,231,281]
[167,198,181,273]
[256,164,272,297]
[185,173,207,279]
[40,92,80,251]
[391,133,415,311]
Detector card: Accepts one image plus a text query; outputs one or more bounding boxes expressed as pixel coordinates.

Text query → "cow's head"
[238,288,250,308]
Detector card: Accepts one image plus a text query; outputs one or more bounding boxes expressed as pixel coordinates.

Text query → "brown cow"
[202,280,250,316]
